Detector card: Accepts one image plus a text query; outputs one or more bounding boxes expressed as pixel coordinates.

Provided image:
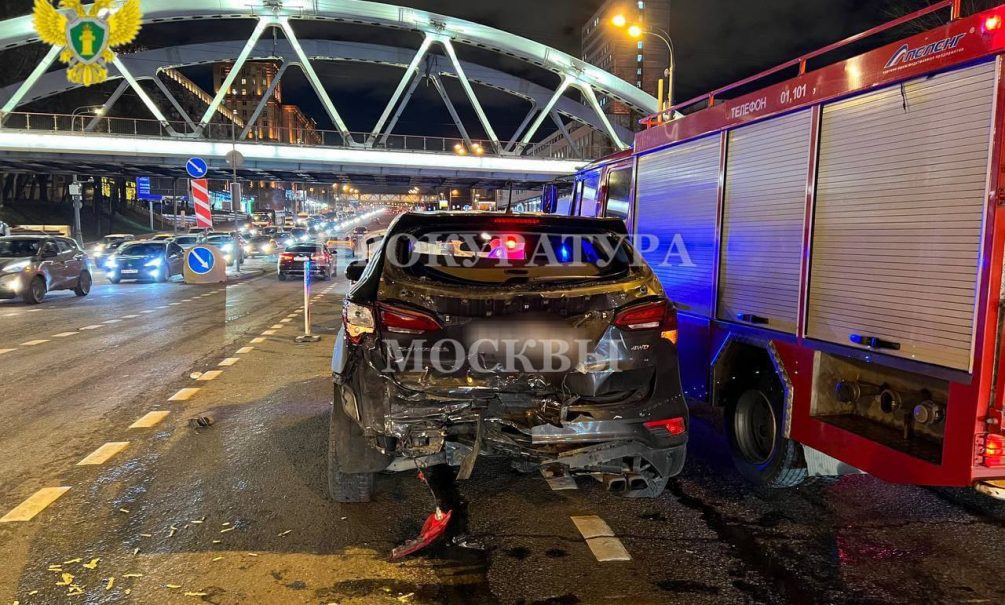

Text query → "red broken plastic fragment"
[389,508,453,560]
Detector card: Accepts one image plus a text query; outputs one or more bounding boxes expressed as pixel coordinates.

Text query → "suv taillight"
[613,299,678,344]
[344,301,375,344]
[377,303,442,335]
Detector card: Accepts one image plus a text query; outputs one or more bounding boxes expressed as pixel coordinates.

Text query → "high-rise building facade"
[212,61,321,145]
[582,0,671,125]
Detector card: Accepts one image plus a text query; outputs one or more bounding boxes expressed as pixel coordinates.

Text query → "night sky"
[4,1,989,139]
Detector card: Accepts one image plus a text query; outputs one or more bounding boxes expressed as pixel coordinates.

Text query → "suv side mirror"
[345,259,367,282]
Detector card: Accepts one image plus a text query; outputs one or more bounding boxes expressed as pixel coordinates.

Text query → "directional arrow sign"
[186,157,208,179]
[187,246,214,275]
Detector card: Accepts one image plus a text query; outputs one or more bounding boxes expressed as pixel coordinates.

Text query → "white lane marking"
[261,330,276,336]
[140,310,156,314]
[26,309,40,313]
[122,314,140,319]
[3,312,20,317]
[279,318,292,323]
[77,442,130,466]
[20,340,49,346]
[218,357,240,367]
[269,324,284,329]
[52,332,78,338]
[129,411,170,429]
[182,299,193,302]
[80,324,102,330]
[197,370,223,381]
[0,348,14,355]
[103,319,122,324]
[0,487,71,522]
[250,337,265,344]
[168,387,200,401]
[570,516,631,562]
[235,346,254,354]
[169,303,181,306]
[156,305,169,309]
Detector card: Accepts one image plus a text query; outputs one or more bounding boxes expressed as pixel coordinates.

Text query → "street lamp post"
[612,16,676,114]
[70,105,104,132]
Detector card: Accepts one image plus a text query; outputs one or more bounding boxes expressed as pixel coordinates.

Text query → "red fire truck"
[563,1,1005,496]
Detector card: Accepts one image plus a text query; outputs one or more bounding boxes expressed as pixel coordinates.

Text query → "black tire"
[278,273,287,281]
[724,376,807,488]
[328,385,375,503]
[22,276,45,304]
[73,271,91,297]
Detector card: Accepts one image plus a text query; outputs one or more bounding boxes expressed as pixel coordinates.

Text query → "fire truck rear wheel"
[725,378,806,488]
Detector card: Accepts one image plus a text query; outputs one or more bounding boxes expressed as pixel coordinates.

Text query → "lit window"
[241,78,246,85]
[637,81,642,87]
[637,54,643,62]
[637,41,644,49]
[637,68,642,75]
[638,1,645,7]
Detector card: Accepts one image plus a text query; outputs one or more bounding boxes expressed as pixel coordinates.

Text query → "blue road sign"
[187,246,215,275]
[186,157,208,179]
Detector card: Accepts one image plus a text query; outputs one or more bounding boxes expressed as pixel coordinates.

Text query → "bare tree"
[883,0,1000,33]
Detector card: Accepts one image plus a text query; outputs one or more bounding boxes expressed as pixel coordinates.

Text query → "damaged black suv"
[329,212,687,504]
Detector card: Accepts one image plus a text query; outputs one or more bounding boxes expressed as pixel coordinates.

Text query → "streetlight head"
[628,24,643,38]
[611,14,627,27]
[93,107,104,115]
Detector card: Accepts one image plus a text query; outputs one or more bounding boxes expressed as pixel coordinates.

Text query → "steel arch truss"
[0,2,651,153]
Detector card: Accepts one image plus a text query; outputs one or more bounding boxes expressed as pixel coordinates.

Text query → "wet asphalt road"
[3,258,1005,604]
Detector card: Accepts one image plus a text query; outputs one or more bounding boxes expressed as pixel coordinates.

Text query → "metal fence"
[0,111,601,160]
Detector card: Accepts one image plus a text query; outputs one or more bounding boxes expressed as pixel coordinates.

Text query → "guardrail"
[0,111,604,160]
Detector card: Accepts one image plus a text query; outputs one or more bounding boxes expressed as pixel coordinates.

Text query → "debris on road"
[184,592,208,597]
[83,558,99,570]
[220,526,235,534]
[188,416,215,429]
[105,577,114,590]
[119,508,130,514]
[278,529,292,537]
[56,572,74,586]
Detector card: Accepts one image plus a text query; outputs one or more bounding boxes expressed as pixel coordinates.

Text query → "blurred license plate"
[121,269,138,274]
[294,256,309,261]
[464,320,587,368]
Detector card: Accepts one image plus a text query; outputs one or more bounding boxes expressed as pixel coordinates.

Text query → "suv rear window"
[287,244,321,253]
[389,219,635,287]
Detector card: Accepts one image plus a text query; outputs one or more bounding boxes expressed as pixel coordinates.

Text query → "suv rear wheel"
[328,386,375,503]
[22,276,45,304]
[725,376,806,487]
[74,271,91,296]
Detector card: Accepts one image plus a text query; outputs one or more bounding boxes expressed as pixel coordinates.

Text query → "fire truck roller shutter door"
[808,60,996,372]
[719,109,814,334]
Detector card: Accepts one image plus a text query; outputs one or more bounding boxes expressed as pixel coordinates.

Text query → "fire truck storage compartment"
[811,351,950,464]
[718,109,814,334]
[635,134,721,317]
[806,60,996,372]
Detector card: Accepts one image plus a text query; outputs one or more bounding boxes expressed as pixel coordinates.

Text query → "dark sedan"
[106,241,184,283]
[278,243,333,281]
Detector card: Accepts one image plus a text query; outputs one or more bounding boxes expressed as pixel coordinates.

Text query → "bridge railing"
[0,111,604,160]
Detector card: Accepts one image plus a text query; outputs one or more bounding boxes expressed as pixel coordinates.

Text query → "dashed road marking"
[3,312,20,317]
[26,309,40,313]
[21,340,49,346]
[140,310,156,314]
[80,324,102,330]
[0,487,71,522]
[270,324,284,329]
[156,305,169,309]
[261,330,276,336]
[0,349,14,355]
[570,516,631,562]
[77,442,130,466]
[218,357,239,367]
[103,319,122,324]
[280,318,292,323]
[235,346,254,354]
[129,411,170,429]
[169,388,200,401]
[169,303,180,306]
[197,370,223,381]
[52,332,78,338]
[122,314,140,319]
[250,337,265,344]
